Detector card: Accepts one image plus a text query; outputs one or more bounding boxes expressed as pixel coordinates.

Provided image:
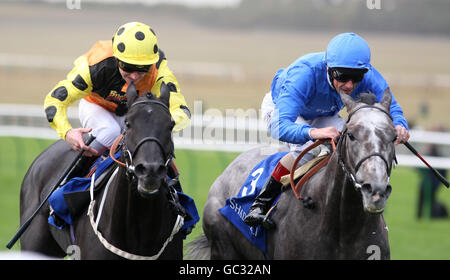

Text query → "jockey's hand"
[65,128,98,156]
[395,125,410,145]
[309,126,341,142]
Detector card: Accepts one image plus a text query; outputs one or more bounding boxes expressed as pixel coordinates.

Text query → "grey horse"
[189,90,396,259]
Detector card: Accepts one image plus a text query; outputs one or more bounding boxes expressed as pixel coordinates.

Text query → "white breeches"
[78,99,125,154]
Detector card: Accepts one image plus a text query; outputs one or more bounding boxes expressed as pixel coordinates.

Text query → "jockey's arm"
[44,55,92,140]
[269,67,317,145]
[152,59,191,132]
[367,70,409,145]
[386,88,410,145]
[44,55,98,155]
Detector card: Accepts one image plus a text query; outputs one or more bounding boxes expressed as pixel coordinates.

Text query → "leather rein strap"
[289,138,336,200]
[289,104,394,200]
[110,134,126,167]
[109,98,174,168]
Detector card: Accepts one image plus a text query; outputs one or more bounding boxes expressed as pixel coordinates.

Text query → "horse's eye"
[348,132,356,141]
[125,120,130,128]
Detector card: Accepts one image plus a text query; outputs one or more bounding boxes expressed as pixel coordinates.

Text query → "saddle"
[280,155,328,186]
[218,144,332,254]
[281,139,335,201]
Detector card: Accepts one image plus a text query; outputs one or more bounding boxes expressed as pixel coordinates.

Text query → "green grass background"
[1,137,449,259]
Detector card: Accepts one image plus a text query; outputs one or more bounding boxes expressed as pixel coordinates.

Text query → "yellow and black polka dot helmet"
[112,22,159,65]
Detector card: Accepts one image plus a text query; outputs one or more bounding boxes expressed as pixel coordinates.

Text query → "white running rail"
[1,104,449,169]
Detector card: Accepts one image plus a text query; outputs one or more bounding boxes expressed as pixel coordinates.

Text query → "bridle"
[289,103,398,207]
[337,104,397,189]
[110,98,174,177]
[91,98,184,260]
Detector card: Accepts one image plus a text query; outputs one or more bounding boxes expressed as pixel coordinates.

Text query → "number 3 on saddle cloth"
[48,153,199,239]
[218,151,288,255]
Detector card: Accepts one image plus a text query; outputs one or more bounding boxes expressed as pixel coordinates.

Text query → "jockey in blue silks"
[244,32,410,227]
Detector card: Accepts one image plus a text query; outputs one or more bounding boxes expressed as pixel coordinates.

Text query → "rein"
[110,134,126,167]
[109,98,174,173]
[337,105,396,189]
[90,97,182,260]
[289,138,336,200]
[86,168,184,260]
[109,134,172,173]
[289,104,396,200]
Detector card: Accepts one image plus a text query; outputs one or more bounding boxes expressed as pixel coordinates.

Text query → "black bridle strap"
[346,104,392,124]
[354,153,391,176]
[110,98,174,169]
[348,104,394,175]
[132,136,171,166]
[131,99,171,115]
[338,104,396,188]
[124,98,174,170]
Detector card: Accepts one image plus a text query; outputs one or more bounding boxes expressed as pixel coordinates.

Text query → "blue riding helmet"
[325,33,371,70]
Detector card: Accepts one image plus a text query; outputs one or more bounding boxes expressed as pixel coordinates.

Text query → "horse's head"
[339,89,397,214]
[123,82,175,197]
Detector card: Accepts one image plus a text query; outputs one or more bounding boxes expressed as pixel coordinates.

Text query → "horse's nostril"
[134,164,147,177]
[385,184,392,197]
[361,183,372,194]
[133,163,166,178]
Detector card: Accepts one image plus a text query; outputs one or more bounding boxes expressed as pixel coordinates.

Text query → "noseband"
[110,99,174,175]
[123,135,172,174]
[337,105,397,189]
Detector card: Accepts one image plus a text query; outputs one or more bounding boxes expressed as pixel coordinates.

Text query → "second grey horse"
[189,89,396,260]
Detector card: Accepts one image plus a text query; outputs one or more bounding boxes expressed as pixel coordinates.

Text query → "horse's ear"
[380,87,392,112]
[127,82,139,108]
[159,82,170,107]
[339,90,357,112]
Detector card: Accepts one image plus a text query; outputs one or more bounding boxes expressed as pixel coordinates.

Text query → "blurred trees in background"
[153,0,450,36]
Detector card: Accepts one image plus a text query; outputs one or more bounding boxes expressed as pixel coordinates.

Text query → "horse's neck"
[100,168,172,250]
[319,153,371,235]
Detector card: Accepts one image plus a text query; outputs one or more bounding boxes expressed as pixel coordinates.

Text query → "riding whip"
[6,135,96,249]
[403,141,449,188]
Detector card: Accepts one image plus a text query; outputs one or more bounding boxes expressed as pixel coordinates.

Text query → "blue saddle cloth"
[48,153,120,228]
[48,153,199,239]
[218,151,288,254]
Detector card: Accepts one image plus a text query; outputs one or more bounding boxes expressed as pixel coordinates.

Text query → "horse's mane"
[357,92,376,105]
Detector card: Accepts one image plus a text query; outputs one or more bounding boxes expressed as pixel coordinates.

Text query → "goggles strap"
[118,59,151,73]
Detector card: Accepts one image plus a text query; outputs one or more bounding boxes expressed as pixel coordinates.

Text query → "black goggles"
[328,67,368,83]
[118,60,151,73]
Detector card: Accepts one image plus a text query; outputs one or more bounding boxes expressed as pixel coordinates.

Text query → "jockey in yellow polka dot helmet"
[112,22,160,67]
[44,21,190,163]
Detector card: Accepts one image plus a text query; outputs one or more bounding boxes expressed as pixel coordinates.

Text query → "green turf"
[0,137,240,253]
[384,167,450,259]
[1,137,449,259]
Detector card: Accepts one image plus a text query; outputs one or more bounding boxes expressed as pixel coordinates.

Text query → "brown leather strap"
[289,139,336,200]
[170,160,179,176]
[110,134,126,167]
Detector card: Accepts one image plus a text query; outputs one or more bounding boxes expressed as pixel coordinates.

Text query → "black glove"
[115,101,128,116]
